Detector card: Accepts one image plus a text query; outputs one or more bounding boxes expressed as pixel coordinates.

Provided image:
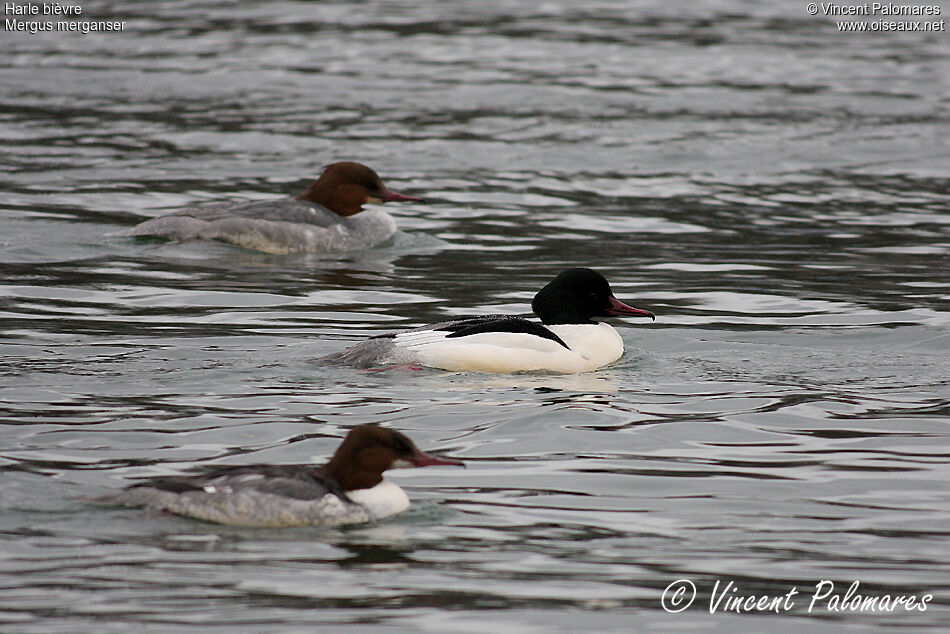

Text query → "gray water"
[2,1,950,631]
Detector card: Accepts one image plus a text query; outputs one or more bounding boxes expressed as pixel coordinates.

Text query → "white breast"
[345,479,411,520]
[547,322,625,370]
[335,208,397,250]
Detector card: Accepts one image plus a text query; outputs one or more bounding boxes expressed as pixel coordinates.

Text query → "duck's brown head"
[322,424,463,491]
[297,162,423,217]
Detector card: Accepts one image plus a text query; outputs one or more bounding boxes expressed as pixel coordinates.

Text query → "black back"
[434,315,570,349]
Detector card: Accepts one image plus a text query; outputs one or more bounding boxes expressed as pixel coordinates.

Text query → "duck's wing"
[112,197,402,253]
[110,464,347,504]
[98,465,371,527]
[155,199,342,227]
[391,315,568,350]
[429,315,569,349]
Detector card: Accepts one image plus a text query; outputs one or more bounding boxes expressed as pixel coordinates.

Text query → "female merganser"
[100,424,463,527]
[323,268,656,374]
[112,162,423,254]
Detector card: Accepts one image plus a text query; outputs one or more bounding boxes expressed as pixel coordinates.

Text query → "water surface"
[2,1,949,631]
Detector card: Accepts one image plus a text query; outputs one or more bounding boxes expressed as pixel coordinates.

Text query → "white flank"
[392,322,624,373]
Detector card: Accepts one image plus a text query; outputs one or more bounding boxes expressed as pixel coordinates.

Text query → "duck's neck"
[321,459,383,492]
[297,184,365,217]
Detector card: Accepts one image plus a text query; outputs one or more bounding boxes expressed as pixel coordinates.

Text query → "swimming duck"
[112,162,423,254]
[323,268,655,374]
[101,424,463,527]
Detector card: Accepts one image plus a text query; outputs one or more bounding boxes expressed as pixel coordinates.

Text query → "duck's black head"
[530,268,656,325]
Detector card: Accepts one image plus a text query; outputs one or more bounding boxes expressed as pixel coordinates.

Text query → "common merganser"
[100,424,463,527]
[323,268,656,374]
[111,162,423,254]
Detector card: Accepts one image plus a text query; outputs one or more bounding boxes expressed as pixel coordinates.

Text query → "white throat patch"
[346,479,410,520]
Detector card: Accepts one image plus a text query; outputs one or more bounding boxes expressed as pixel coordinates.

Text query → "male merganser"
[112,162,423,254]
[100,424,463,527]
[323,268,656,374]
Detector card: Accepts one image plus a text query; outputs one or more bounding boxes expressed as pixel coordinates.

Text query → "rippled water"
[2,1,950,631]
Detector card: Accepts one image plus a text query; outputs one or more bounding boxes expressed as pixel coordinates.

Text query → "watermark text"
[805,3,946,32]
[661,579,933,614]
